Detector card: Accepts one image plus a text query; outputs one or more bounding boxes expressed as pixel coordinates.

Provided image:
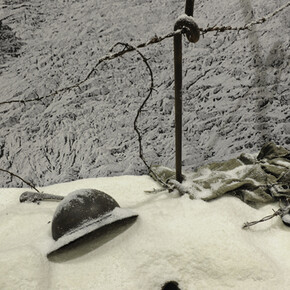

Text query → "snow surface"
[1,175,290,290]
[0,0,289,187]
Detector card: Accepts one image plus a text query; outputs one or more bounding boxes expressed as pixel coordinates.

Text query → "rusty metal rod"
[174,33,183,183]
[185,0,195,16]
[174,0,195,182]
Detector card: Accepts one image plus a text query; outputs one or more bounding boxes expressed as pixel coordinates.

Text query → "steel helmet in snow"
[47,188,138,256]
[281,205,290,227]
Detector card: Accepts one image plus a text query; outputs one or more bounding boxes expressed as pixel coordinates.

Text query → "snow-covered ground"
[1,1,290,289]
[1,175,290,290]
[0,0,289,187]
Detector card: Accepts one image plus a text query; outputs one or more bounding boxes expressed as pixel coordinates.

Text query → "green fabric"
[150,165,176,184]
[151,142,290,205]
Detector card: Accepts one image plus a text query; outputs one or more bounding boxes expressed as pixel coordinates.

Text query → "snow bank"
[1,175,290,289]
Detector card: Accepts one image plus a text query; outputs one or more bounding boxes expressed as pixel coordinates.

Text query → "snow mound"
[1,175,290,289]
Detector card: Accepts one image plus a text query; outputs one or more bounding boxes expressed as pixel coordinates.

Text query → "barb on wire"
[242,209,282,229]
[0,168,39,192]
[242,204,290,229]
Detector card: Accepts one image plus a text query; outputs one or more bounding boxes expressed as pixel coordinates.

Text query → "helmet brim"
[47,207,138,256]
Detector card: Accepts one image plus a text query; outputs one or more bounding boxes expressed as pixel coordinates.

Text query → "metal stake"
[174,0,195,182]
[185,0,195,16]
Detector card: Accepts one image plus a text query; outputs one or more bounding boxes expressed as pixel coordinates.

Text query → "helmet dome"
[47,188,138,256]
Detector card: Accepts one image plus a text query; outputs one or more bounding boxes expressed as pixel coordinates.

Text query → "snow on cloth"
[1,175,290,289]
[152,142,290,204]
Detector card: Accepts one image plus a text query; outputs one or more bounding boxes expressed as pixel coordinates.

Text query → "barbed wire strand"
[0,168,40,192]
[0,29,185,107]
[111,42,173,190]
[242,207,286,229]
[0,2,289,192]
[200,1,290,33]
[0,1,289,107]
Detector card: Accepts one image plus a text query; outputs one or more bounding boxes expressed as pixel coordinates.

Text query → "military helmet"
[282,212,290,227]
[47,188,138,256]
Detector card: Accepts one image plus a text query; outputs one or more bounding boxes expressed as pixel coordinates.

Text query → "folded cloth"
[150,142,290,205]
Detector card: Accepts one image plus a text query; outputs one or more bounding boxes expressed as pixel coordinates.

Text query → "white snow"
[1,175,290,290]
[176,13,199,26]
[0,0,289,288]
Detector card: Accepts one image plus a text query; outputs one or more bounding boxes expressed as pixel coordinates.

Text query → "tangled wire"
[0,2,289,192]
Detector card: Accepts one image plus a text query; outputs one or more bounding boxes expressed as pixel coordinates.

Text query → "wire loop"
[174,15,200,43]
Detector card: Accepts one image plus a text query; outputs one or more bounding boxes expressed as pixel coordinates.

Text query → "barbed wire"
[0,2,289,192]
[242,204,290,229]
[0,1,289,107]
[111,42,171,189]
[0,29,186,107]
[200,1,290,34]
[0,168,39,192]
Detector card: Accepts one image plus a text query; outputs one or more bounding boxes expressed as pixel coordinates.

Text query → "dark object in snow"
[281,204,290,227]
[162,280,181,290]
[47,189,138,256]
[19,191,64,203]
[282,214,290,227]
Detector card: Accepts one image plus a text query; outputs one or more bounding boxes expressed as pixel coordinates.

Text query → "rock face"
[0,0,289,187]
